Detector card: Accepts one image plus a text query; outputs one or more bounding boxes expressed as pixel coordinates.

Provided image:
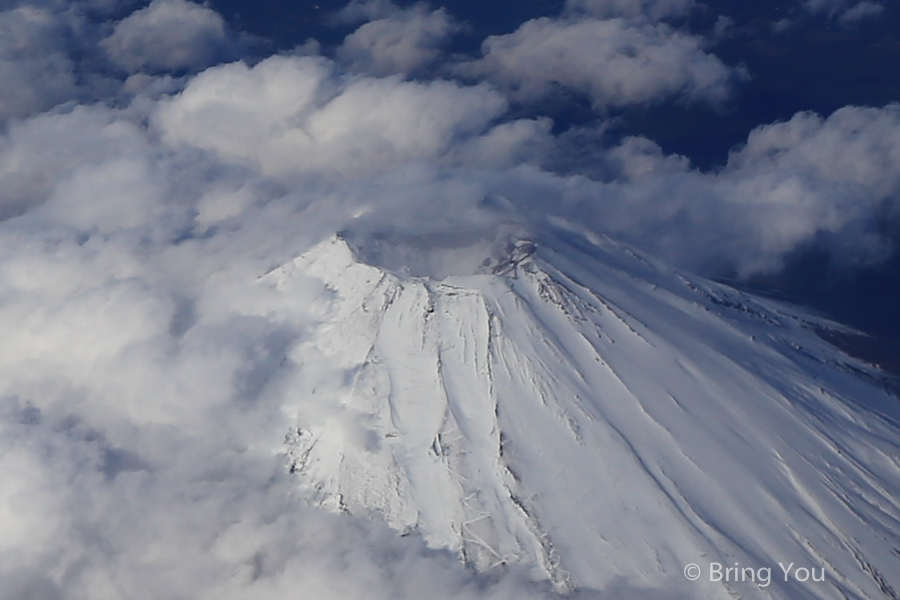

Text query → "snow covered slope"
[266,227,900,600]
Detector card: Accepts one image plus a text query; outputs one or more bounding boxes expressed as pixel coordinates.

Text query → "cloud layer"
[530,105,900,275]
[0,98,563,600]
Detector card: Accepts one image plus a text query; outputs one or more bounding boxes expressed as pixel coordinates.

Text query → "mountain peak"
[268,231,900,599]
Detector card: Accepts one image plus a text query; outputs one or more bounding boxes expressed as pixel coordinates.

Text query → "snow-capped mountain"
[264,226,900,600]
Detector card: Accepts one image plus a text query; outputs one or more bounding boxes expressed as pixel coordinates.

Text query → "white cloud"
[101,0,237,73]
[0,106,154,222]
[838,1,885,25]
[333,0,403,24]
[524,105,900,275]
[0,0,209,122]
[458,16,736,110]
[336,3,459,77]
[803,0,885,24]
[0,5,81,120]
[153,54,544,177]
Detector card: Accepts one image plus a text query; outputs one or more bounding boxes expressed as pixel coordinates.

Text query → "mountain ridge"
[267,228,900,600]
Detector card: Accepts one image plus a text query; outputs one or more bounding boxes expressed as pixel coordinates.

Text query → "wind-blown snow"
[274,229,900,600]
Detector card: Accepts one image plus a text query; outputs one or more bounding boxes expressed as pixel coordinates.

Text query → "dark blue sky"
[207,0,900,349]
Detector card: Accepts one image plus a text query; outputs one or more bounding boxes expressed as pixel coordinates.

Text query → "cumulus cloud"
[336,2,460,77]
[101,0,239,74]
[803,0,885,24]
[837,1,885,25]
[154,54,550,177]
[333,0,403,24]
[457,16,737,110]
